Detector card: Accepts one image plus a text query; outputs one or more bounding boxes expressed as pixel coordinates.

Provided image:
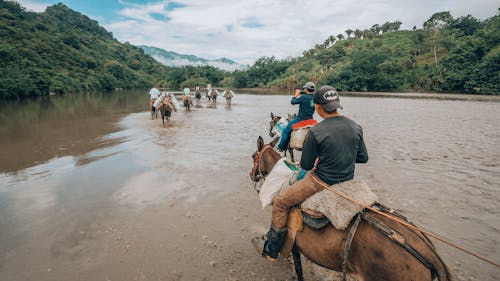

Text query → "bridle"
[249,144,273,186]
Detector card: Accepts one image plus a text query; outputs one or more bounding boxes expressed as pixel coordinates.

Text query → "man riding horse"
[277,82,316,152]
[182,86,193,111]
[262,85,369,260]
[149,84,160,118]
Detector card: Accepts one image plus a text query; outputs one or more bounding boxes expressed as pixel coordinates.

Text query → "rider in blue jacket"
[277,82,316,152]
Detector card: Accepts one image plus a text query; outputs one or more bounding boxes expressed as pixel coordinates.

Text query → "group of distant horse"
[149,89,234,126]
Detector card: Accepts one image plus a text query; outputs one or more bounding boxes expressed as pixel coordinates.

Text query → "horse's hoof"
[251,235,266,255]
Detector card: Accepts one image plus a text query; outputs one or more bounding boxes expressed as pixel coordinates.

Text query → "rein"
[311,175,500,269]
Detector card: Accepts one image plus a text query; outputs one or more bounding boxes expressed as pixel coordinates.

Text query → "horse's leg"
[292,244,304,281]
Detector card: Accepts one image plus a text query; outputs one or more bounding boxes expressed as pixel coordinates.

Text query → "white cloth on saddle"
[301,179,378,230]
[259,158,296,209]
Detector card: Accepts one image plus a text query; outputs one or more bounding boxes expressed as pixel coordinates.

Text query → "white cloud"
[15,0,48,12]
[14,0,500,65]
[105,0,499,65]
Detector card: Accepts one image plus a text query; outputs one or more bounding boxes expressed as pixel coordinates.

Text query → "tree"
[423,11,453,30]
[345,29,353,38]
[381,22,391,33]
[423,11,454,67]
[370,24,381,35]
[337,34,344,41]
[393,21,402,31]
[354,29,363,39]
[448,15,482,36]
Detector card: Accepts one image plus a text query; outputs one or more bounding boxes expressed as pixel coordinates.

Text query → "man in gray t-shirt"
[262,85,368,261]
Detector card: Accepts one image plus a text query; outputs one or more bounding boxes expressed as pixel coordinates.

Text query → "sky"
[16,0,500,65]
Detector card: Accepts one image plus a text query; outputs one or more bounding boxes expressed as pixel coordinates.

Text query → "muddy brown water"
[0,90,498,281]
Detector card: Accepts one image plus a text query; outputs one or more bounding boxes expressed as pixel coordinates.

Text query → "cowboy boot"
[262,225,287,261]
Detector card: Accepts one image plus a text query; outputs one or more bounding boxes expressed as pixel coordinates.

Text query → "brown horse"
[250,136,453,281]
[182,95,191,112]
[159,96,174,127]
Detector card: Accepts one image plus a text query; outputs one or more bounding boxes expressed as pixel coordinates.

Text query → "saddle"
[280,178,378,258]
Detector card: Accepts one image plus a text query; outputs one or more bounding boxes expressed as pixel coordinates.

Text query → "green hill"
[230,12,499,94]
[0,1,170,99]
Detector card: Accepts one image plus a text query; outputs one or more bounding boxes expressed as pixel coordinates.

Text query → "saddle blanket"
[301,178,378,230]
[290,119,317,150]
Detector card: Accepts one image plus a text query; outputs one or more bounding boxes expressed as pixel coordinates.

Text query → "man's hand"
[294,89,301,97]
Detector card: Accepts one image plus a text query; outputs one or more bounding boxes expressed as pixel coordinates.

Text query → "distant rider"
[182,86,193,104]
[149,85,160,113]
[277,82,316,152]
[262,85,369,261]
[195,84,201,100]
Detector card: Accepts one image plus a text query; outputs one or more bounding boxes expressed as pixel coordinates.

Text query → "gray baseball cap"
[302,81,315,92]
[313,85,342,112]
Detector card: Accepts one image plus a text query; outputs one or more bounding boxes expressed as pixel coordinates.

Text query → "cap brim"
[321,101,342,112]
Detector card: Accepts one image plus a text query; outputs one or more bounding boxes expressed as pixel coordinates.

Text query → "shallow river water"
[0,91,499,281]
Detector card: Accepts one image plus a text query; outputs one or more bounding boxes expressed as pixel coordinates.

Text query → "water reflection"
[0,90,147,173]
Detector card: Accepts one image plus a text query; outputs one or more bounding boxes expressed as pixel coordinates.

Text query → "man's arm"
[300,131,318,170]
[356,130,369,163]
[291,95,303,105]
[291,89,302,105]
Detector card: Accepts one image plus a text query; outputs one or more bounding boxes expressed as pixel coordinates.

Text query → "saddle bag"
[272,119,288,137]
[153,93,166,108]
[290,119,317,150]
[168,93,180,111]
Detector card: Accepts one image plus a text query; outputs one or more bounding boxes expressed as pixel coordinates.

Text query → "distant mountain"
[139,45,246,71]
[0,1,170,98]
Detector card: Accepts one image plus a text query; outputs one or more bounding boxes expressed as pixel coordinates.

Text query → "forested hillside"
[1,0,497,99]
[230,11,500,94]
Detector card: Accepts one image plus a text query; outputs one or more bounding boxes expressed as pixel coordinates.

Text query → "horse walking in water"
[159,96,174,127]
[182,95,191,112]
[250,136,453,281]
[150,99,158,119]
[195,90,202,107]
[223,90,234,105]
[269,112,296,162]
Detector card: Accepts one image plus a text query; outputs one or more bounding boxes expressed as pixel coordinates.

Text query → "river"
[0,90,498,281]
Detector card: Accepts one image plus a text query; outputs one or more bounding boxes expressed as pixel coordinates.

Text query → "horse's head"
[269,112,282,137]
[250,136,280,185]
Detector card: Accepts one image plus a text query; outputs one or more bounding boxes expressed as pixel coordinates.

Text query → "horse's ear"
[287,113,292,120]
[269,136,280,147]
[270,112,274,119]
[257,136,264,151]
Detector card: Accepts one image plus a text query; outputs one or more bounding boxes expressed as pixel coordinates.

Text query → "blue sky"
[16,0,500,65]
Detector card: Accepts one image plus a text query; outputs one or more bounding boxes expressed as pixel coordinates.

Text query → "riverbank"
[235,87,500,102]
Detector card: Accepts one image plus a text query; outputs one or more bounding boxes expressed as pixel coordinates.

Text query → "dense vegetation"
[0,1,226,99]
[228,11,500,94]
[1,0,498,99]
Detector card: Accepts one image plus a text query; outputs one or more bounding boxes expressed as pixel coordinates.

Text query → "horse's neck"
[263,149,281,171]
